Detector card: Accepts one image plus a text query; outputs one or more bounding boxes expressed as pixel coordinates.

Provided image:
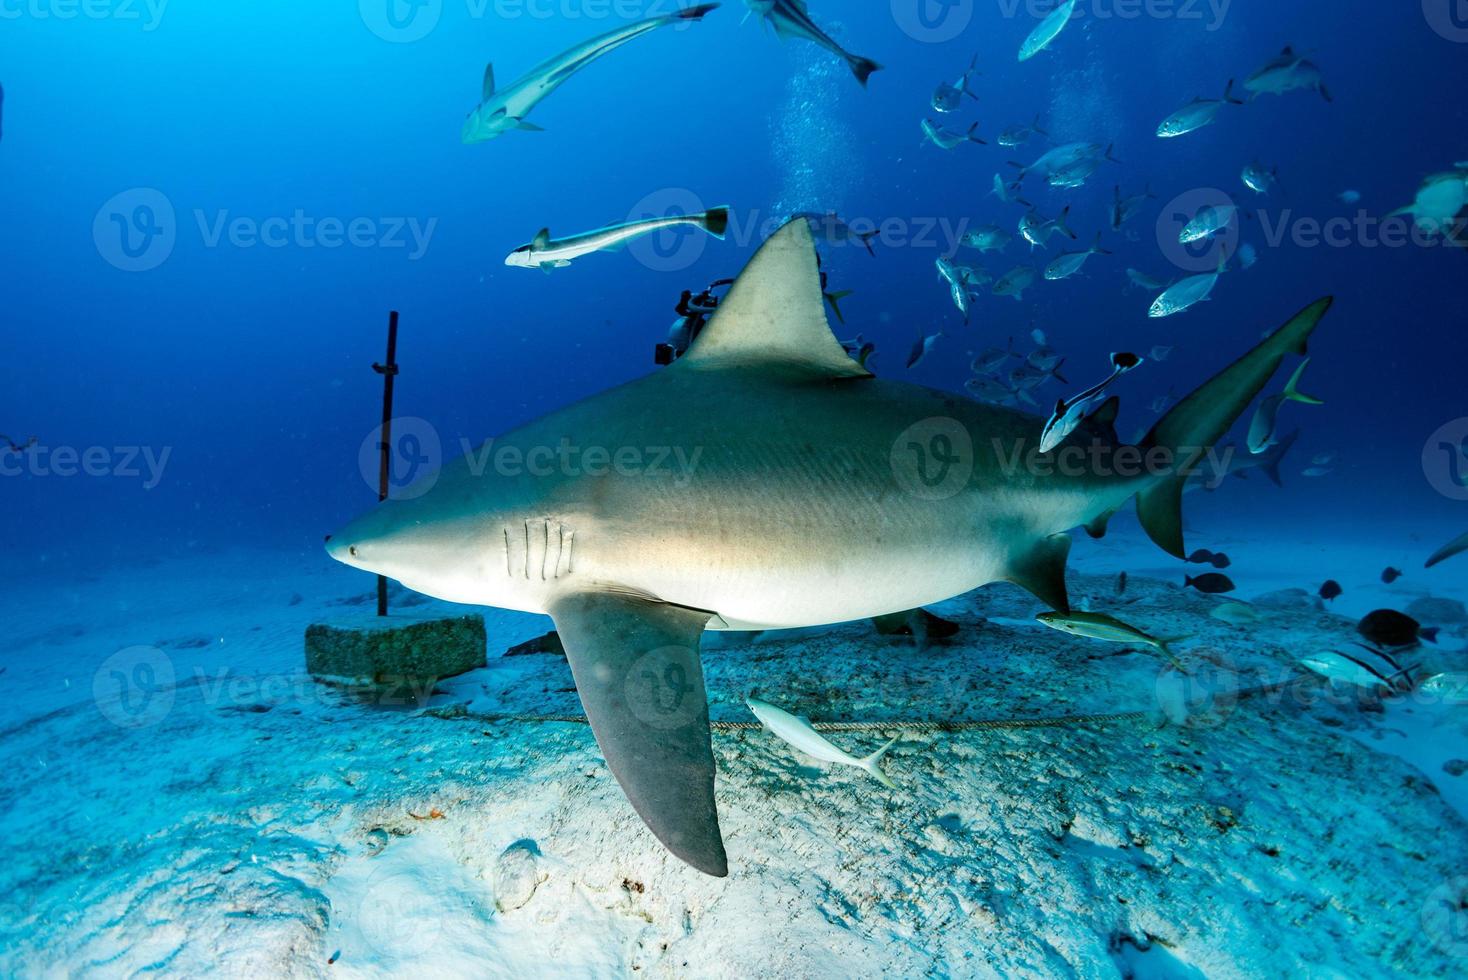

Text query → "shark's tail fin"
[1136,297,1334,557]
[858,735,900,789]
[850,56,883,88]
[700,206,730,239]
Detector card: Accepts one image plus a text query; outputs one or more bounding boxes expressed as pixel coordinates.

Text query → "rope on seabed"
[448,681,1298,734]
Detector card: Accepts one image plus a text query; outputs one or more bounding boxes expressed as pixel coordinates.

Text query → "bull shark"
[327,217,1333,876]
[461,4,718,143]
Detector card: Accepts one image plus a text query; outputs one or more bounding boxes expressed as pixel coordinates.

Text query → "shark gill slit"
[503,527,512,578]
[540,519,549,581]
[523,520,531,580]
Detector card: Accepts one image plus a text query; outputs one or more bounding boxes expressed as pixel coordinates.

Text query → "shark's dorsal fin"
[482,63,495,100]
[532,227,551,249]
[680,218,872,379]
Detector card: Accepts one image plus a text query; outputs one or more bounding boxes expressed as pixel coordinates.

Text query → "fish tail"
[1156,637,1190,672]
[850,56,882,88]
[824,289,852,324]
[859,735,900,789]
[1093,231,1112,255]
[965,122,986,145]
[680,2,720,20]
[1055,205,1076,240]
[1135,298,1334,557]
[1032,113,1048,136]
[858,230,877,257]
[1104,143,1121,164]
[1282,357,1324,405]
[1224,78,1245,105]
[699,206,731,239]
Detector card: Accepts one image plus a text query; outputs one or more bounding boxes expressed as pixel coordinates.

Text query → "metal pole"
[373,310,400,617]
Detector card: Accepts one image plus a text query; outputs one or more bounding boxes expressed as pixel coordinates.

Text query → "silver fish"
[1156,80,1244,138]
[1044,233,1111,280]
[932,54,979,113]
[1039,353,1141,452]
[1020,206,1076,248]
[921,118,986,149]
[992,265,1037,302]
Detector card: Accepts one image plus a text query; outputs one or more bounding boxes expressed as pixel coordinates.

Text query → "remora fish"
[747,0,882,87]
[1246,358,1322,454]
[1019,0,1079,62]
[1300,645,1412,694]
[1037,610,1187,670]
[932,54,979,112]
[506,208,730,270]
[746,696,898,787]
[1156,80,1244,138]
[1244,45,1333,102]
[327,217,1333,876]
[1040,353,1141,452]
[462,5,718,142]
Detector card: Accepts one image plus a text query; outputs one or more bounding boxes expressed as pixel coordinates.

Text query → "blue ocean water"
[7,4,1468,972]
[4,1,1466,570]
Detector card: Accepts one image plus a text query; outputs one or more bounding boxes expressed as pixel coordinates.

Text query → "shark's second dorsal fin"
[679,218,873,380]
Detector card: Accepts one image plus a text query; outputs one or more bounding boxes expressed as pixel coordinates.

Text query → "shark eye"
[349,546,358,557]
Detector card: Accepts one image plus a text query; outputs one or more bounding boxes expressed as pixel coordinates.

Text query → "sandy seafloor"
[3,521,1468,978]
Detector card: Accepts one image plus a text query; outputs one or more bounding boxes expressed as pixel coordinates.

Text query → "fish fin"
[858,736,900,789]
[1056,205,1077,240]
[1155,637,1190,671]
[679,1,719,19]
[1084,506,1119,540]
[1223,78,1244,105]
[859,230,877,257]
[1422,628,1441,644]
[1282,357,1324,405]
[515,118,544,132]
[1281,44,1295,57]
[1318,83,1333,103]
[1104,143,1120,164]
[824,289,852,324]
[547,590,726,877]
[965,122,985,144]
[1004,532,1072,613]
[1260,428,1300,487]
[532,227,551,249]
[850,56,882,88]
[701,205,730,239]
[678,217,873,379]
[1032,113,1047,136]
[1092,231,1112,255]
[481,63,496,100]
[1136,298,1333,557]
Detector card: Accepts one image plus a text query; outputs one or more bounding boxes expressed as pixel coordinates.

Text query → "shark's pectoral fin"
[547,590,727,877]
[515,118,545,132]
[1004,533,1072,613]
